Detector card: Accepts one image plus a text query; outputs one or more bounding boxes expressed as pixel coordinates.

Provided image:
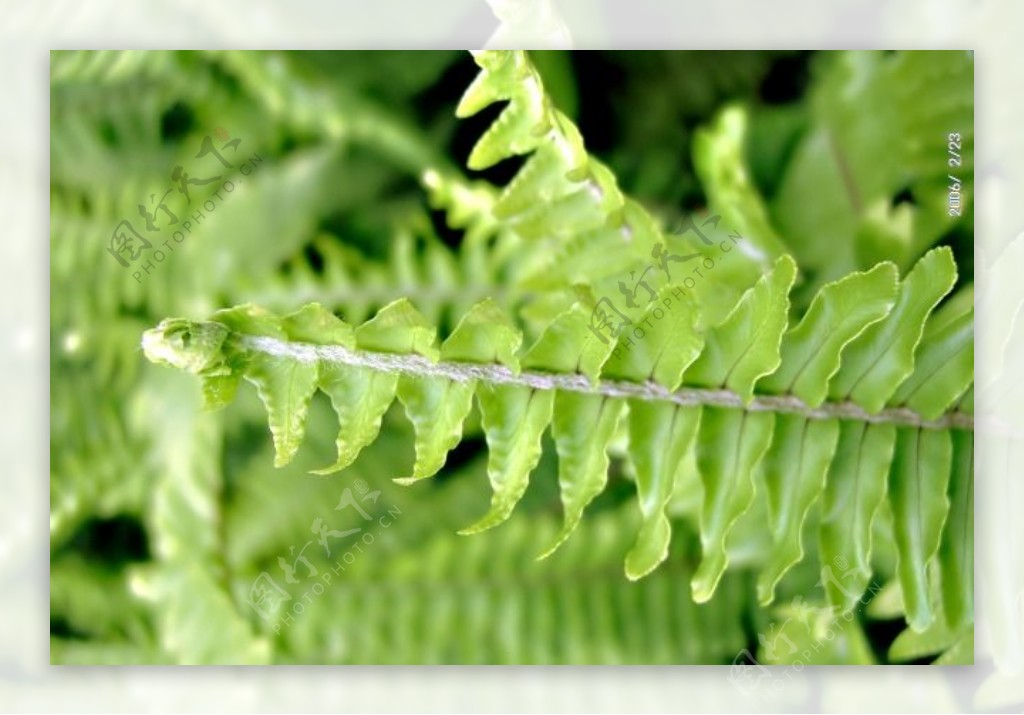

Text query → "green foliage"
[769,50,973,299]
[142,234,970,614]
[53,49,973,664]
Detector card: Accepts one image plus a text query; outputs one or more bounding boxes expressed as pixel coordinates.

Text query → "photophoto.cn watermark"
[728,555,883,710]
[245,477,401,634]
[104,126,264,283]
[586,211,749,351]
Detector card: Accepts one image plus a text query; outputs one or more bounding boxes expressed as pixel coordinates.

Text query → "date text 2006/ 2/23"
[947,131,963,218]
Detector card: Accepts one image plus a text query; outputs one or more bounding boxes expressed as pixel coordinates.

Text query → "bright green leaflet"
[891,296,974,420]
[686,254,797,402]
[244,352,320,468]
[460,385,554,534]
[602,285,704,391]
[625,402,701,580]
[395,376,476,482]
[829,246,957,412]
[541,392,626,558]
[397,299,523,483]
[760,262,898,406]
[692,407,775,602]
[938,429,974,630]
[521,303,617,385]
[889,426,953,632]
[817,420,897,614]
[757,414,840,605]
[315,366,398,475]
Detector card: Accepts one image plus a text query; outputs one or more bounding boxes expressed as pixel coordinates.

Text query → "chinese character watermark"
[586,211,746,351]
[244,478,402,634]
[727,556,882,710]
[104,127,264,283]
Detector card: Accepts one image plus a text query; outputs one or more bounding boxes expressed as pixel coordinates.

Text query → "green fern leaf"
[686,254,797,401]
[938,429,973,630]
[760,262,898,406]
[136,51,972,617]
[143,266,970,589]
[314,366,397,476]
[520,302,616,385]
[540,393,626,558]
[459,384,554,534]
[246,352,319,468]
[817,421,897,613]
[889,594,972,664]
[396,377,476,483]
[440,298,522,370]
[458,50,647,294]
[397,300,522,484]
[602,285,704,391]
[692,104,790,266]
[757,414,840,604]
[829,246,957,412]
[57,46,976,666]
[691,408,775,602]
[624,401,700,580]
[354,298,439,359]
[890,288,974,419]
[889,427,953,631]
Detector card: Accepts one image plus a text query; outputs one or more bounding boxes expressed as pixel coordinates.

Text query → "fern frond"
[692,104,791,270]
[127,371,271,664]
[457,51,671,290]
[143,244,971,626]
[210,50,451,174]
[272,507,749,664]
[50,48,976,664]
[233,222,513,328]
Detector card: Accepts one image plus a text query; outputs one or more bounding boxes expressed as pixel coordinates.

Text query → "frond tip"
[141,319,231,375]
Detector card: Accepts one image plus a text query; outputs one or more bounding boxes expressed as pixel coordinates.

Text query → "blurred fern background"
[50,50,973,665]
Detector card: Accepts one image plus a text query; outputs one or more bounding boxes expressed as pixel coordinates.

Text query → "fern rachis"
[144,243,972,616]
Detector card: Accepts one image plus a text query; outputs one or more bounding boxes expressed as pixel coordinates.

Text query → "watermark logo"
[245,478,402,633]
[247,572,292,621]
[105,127,264,283]
[586,211,745,350]
[728,556,882,709]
